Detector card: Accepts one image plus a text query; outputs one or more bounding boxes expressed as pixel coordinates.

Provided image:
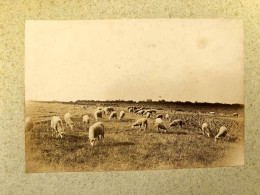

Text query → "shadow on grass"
[105,141,135,147]
[63,134,89,141]
[164,131,188,135]
[226,137,238,143]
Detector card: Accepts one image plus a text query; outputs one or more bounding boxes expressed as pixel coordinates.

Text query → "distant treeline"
[28,99,244,109]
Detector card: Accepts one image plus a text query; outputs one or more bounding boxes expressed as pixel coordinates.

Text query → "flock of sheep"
[25,105,239,147]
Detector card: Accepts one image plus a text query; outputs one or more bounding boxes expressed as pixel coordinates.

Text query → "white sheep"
[170,119,183,127]
[144,110,155,115]
[89,122,105,147]
[51,116,65,138]
[82,115,90,128]
[25,116,34,131]
[119,111,125,120]
[128,106,137,110]
[109,111,117,120]
[146,112,151,118]
[150,109,157,114]
[133,109,141,114]
[131,118,148,131]
[135,110,144,115]
[154,118,167,133]
[233,113,238,117]
[201,122,211,137]
[64,113,75,130]
[128,108,134,113]
[215,126,227,142]
[156,114,163,119]
[165,114,169,120]
[94,110,103,121]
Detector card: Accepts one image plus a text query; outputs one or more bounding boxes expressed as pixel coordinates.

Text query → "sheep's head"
[71,122,75,128]
[60,132,66,138]
[170,122,176,127]
[90,138,96,147]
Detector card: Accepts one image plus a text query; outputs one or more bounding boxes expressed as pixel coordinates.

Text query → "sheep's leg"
[139,125,142,132]
[101,134,105,144]
[51,128,54,137]
[55,130,59,138]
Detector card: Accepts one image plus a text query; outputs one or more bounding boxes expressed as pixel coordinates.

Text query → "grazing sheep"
[134,109,141,114]
[119,111,125,120]
[146,112,151,118]
[170,119,183,127]
[154,118,167,133]
[94,110,103,121]
[165,114,169,120]
[64,113,75,130]
[25,117,34,131]
[109,111,117,120]
[233,113,238,117]
[128,106,137,110]
[156,114,163,119]
[215,126,227,142]
[145,110,156,115]
[135,110,145,115]
[83,115,90,126]
[201,122,211,137]
[150,109,157,114]
[89,122,105,147]
[128,108,134,113]
[51,116,65,138]
[103,107,114,115]
[131,118,148,131]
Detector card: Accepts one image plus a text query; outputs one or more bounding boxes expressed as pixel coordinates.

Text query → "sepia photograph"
[25,19,244,173]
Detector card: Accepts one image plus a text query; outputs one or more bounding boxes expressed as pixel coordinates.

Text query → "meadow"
[25,101,244,173]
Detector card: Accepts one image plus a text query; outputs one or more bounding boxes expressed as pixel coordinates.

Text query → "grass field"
[25,101,244,173]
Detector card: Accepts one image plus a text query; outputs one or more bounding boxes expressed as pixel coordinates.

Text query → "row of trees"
[69,99,243,107]
[28,99,243,108]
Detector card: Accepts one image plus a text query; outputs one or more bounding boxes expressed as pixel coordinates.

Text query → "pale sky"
[25,19,244,104]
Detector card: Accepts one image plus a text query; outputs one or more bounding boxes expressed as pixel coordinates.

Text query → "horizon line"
[25,99,244,105]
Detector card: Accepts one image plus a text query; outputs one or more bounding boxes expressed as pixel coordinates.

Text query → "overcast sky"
[25,19,244,104]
